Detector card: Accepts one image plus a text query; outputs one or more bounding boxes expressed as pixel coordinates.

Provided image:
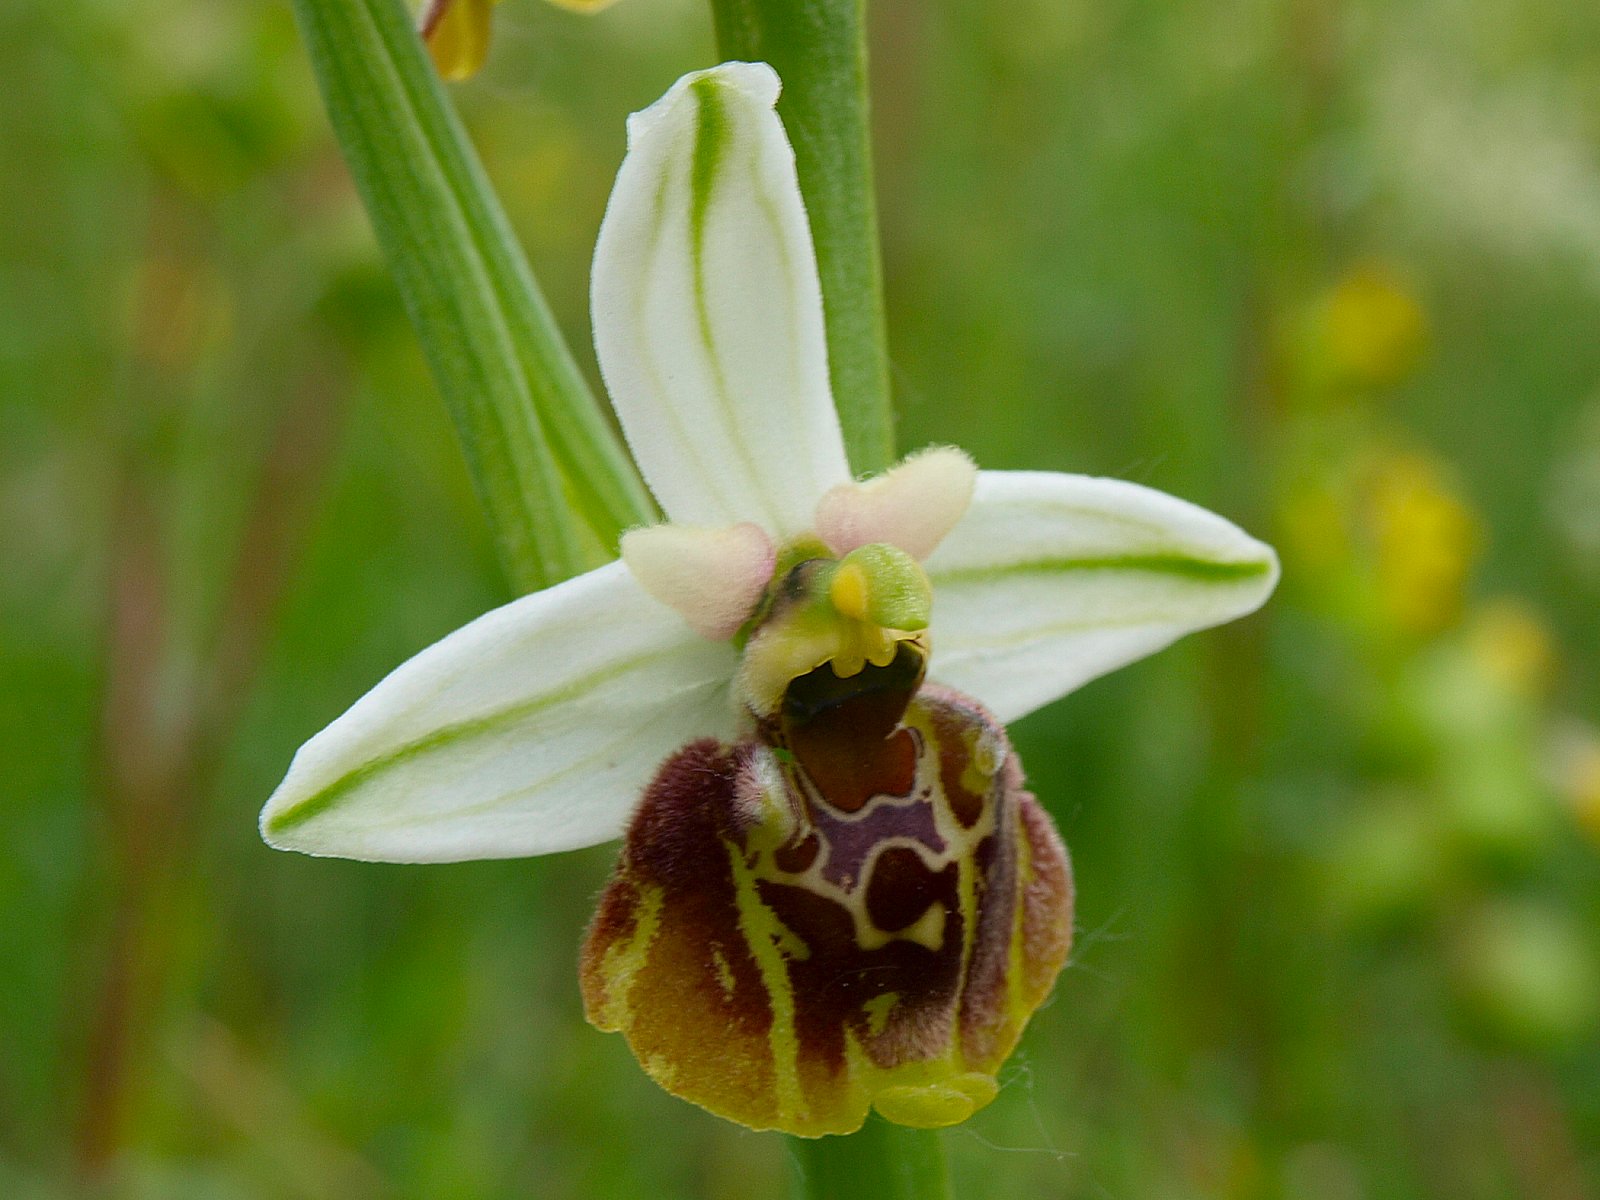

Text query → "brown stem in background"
[76,479,175,1175]
[191,360,349,775]
[74,358,349,1180]
[1494,1064,1590,1200]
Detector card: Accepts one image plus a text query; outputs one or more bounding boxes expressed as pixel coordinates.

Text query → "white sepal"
[591,61,850,537]
[259,562,737,863]
[925,471,1279,724]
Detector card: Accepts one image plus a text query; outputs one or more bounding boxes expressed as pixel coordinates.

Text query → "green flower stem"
[790,1117,951,1200]
[293,0,654,592]
[708,5,941,1194]
[709,0,895,475]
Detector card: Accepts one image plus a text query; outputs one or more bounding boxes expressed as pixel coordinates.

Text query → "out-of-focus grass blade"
[292,0,654,591]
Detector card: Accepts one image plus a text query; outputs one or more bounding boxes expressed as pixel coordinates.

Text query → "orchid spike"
[260,63,1278,1136]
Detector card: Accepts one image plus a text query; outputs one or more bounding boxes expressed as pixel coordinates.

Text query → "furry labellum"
[580,640,1073,1136]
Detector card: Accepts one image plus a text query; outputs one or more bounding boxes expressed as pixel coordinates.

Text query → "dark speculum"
[580,657,1074,1136]
[780,642,925,813]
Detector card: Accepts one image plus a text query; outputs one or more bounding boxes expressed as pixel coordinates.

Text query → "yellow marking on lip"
[587,884,665,1033]
[1004,804,1065,1030]
[850,894,948,953]
[863,992,900,1038]
[965,723,1002,787]
[726,838,807,1125]
[903,903,947,952]
[871,1071,1001,1128]
[711,947,737,999]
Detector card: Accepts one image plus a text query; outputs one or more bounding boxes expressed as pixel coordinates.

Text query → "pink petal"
[815,447,978,561]
[621,522,777,640]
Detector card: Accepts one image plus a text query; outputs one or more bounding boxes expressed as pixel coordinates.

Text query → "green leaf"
[292,0,653,591]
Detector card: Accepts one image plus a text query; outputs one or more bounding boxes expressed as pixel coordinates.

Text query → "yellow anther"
[830,561,871,623]
[735,547,931,718]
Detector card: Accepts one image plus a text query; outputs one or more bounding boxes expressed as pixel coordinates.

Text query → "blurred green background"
[5,0,1600,1195]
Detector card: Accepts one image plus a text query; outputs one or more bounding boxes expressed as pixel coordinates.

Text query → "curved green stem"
[709,0,895,475]
[293,0,654,592]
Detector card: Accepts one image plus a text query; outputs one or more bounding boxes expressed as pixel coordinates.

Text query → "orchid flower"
[260,63,1278,1136]
[420,0,611,81]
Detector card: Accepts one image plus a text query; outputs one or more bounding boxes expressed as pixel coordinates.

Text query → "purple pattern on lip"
[801,730,948,891]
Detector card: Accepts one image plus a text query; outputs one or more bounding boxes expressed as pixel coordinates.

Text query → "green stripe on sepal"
[932,552,1276,588]
[262,648,669,839]
[259,562,740,863]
